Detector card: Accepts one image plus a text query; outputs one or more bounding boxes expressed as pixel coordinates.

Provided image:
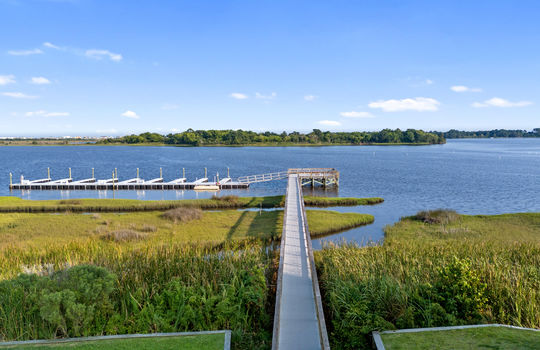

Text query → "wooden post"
[47,167,50,180]
[137,168,139,179]
[69,168,72,179]
[160,167,162,178]
[183,168,185,179]
[115,168,118,179]
[227,167,230,178]
[9,173,12,186]
[204,167,207,178]
[92,168,95,179]
[112,171,115,191]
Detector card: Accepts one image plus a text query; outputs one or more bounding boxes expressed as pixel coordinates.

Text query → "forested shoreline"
[439,128,540,138]
[97,129,445,146]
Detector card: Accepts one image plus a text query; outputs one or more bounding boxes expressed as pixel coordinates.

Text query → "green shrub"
[0,265,116,339]
[435,256,487,321]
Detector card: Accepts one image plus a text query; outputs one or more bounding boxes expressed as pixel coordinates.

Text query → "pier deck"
[272,174,329,350]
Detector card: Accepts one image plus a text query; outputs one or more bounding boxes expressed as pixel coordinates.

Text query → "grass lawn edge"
[0,330,231,349]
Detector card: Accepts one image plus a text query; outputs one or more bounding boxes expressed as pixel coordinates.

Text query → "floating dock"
[9,168,339,191]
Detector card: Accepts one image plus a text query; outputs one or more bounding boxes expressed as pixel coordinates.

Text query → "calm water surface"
[1,139,539,248]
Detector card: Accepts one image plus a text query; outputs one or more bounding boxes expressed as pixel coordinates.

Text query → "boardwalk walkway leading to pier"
[272,174,330,350]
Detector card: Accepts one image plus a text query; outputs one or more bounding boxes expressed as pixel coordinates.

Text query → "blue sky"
[1,0,539,136]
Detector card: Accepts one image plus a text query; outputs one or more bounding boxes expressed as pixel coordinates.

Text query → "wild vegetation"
[0,196,374,348]
[97,129,445,146]
[315,212,540,349]
[0,195,382,213]
[0,241,273,349]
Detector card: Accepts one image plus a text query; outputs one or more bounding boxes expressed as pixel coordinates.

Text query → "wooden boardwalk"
[272,174,330,350]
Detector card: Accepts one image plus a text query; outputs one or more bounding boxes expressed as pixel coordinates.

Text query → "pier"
[272,173,330,350]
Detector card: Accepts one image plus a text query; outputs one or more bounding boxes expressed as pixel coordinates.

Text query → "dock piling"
[183,168,185,179]
[204,167,207,178]
[92,168,94,179]
[227,167,230,178]
[69,168,72,179]
[137,168,139,179]
[47,167,50,180]
[160,167,162,178]
[9,173,12,186]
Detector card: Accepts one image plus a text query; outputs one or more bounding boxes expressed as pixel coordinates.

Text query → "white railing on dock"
[237,171,288,184]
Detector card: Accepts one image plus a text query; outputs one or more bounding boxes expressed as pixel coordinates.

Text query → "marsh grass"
[315,212,540,349]
[0,240,275,349]
[307,211,374,237]
[0,195,383,213]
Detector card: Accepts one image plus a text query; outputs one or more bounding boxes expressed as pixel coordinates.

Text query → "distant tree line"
[440,128,540,139]
[97,129,446,146]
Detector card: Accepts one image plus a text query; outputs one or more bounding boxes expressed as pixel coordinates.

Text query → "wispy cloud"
[43,42,62,50]
[1,92,38,99]
[26,110,69,117]
[451,85,482,93]
[0,75,16,85]
[30,77,51,85]
[472,97,532,108]
[368,97,440,112]
[121,110,140,119]
[304,95,317,101]
[317,120,341,126]
[85,49,123,62]
[8,48,43,56]
[340,111,375,118]
[255,92,277,100]
[230,92,248,100]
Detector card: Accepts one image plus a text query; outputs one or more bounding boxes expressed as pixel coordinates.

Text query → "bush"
[0,265,116,338]
[100,229,147,242]
[162,207,203,223]
[415,209,460,224]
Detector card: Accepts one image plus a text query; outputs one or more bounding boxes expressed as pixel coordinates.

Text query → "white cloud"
[425,79,434,85]
[304,95,317,101]
[121,110,140,119]
[230,93,248,100]
[25,110,69,117]
[85,49,123,62]
[472,97,533,108]
[43,42,61,50]
[368,97,440,112]
[1,92,38,99]
[30,77,51,85]
[255,92,277,100]
[8,48,43,56]
[340,111,375,118]
[317,120,341,126]
[162,103,179,110]
[0,75,16,85]
[451,85,482,93]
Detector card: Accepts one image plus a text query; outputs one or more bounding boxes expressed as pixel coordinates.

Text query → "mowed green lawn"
[0,333,225,349]
[381,326,540,350]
